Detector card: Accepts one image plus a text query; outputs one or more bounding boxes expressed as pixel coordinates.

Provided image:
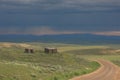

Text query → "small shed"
[24,48,34,53]
[44,47,57,53]
[30,49,34,53]
[24,48,29,53]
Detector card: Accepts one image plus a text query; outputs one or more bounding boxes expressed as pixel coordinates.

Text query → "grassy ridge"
[66,47,120,67]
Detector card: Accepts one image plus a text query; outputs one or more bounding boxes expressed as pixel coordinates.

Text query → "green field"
[0,42,120,80]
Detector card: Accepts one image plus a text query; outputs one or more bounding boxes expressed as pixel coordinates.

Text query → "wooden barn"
[24,48,34,53]
[24,48,29,53]
[44,47,57,54]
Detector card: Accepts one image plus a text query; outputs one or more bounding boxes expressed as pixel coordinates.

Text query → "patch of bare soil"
[19,44,31,48]
[115,68,120,80]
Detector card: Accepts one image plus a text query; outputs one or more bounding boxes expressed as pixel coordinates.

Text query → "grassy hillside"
[61,43,120,67]
[1,34,120,44]
[0,42,120,80]
[0,42,100,80]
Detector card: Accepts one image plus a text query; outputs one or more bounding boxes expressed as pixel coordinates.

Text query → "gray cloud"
[0,0,120,11]
[0,12,120,32]
[0,0,120,35]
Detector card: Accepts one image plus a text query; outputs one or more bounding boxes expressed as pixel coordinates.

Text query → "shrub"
[74,72,80,76]
[53,76,59,80]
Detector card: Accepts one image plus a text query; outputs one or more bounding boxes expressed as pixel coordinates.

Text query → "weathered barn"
[44,47,57,53]
[24,48,29,53]
[24,48,34,53]
[30,49,34,53]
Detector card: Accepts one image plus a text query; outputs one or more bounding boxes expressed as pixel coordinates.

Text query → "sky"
[0,0,120,36]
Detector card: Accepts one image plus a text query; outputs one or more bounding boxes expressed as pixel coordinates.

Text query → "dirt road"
[70,60,120,80]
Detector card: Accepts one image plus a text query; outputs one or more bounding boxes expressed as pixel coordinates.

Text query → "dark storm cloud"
[0,0,120,14]
[0,0,120,35]
[0,0,120,12]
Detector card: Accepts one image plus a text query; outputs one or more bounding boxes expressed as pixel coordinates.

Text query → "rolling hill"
[0,34,120,44]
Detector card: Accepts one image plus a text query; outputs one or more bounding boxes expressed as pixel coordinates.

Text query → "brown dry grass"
[0,42,31,48]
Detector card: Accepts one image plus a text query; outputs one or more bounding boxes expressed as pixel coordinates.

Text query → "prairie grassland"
[0,62,40,80]
[58,45,108,52]
[0,42,100,80]
[0,42,120,80]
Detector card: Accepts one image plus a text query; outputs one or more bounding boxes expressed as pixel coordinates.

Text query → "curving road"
[70,60,120,80]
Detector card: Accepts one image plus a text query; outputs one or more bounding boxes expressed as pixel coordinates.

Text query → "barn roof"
[45,47,57,49]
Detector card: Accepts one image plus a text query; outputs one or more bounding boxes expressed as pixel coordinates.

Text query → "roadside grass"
[76,55,120,67]
[61,44,120,67]
[62,45,120,67]
[45,61,99,80]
